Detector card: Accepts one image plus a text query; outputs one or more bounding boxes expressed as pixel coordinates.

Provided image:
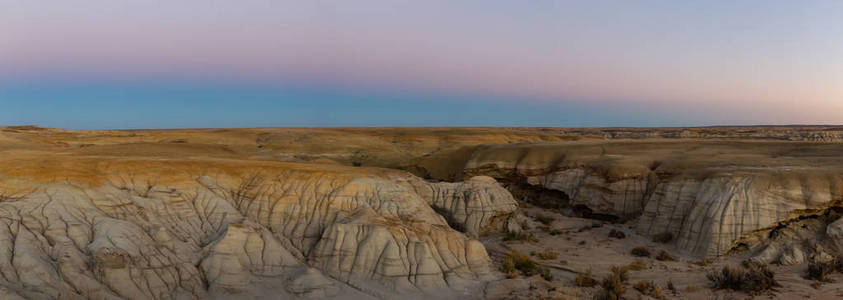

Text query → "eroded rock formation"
[461,142,843,258]
[0,164,515,299]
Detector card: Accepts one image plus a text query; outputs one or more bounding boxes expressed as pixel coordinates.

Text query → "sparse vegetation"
[501,250,553,281]
[575,268,598,287]
[538,266,553,281]
[624,260,647,271]
[503,230,539,243]
[684,285,700,293]
[534,213,555,225]
[633,281,663,299]
[537,250,560,260]
[655,250,677,261]
[652,232,674,244]
[666,280,677,296]
[549,228,564,236]
[804,258,843,283]
[500,254,516,278]
[595,265,629,300]
[690,259,713,267]
[608,229,626,239]
[630,246,651,258]
[706,260,779,293]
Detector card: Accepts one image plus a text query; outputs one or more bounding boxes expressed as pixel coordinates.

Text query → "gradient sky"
[1,1,842,129]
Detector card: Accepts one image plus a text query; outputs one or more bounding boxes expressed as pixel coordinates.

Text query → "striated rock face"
[308,206,492,295]
[0,163,513,299]
[199,173,498,297]
[200,221,300,293]
[637,172,843,257]
[463,144,655,220]
[527,169,652,219]
[398,175,520,236]
[461,142,843,258]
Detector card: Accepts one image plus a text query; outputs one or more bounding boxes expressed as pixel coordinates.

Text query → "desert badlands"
[1,126,843,299]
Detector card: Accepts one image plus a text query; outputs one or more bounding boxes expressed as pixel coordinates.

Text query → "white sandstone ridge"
[0,168,516,299]
[462,143,843,258]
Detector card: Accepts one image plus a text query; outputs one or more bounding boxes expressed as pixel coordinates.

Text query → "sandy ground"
[482,205,843,299]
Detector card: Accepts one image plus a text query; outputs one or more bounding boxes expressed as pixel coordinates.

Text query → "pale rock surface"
[638,172,843,257]
[463,143,843,259]
[826,217,843,241]
[778,246,805,265]
[0,166,507,299]
[286,268,340,298]
[398,175,520,236]
[529,169,651,218]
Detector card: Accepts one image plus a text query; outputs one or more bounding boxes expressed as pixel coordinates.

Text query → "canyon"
[1,126,842,299]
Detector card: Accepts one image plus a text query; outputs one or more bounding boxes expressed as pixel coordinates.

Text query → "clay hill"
[1,125,843,299]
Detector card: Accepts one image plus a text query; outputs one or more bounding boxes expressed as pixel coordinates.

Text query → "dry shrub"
[549,228,564,236]
[655,250,677,262]
[624,260,647,271]
[684,285,700,293]
[534,213,555,225]
[804,258,843,283]
[666,279,677,295]
[503,231,539,243]
[652,232,674,244]
[503,250,553,281]
[595,265,629,300]
[633,281,664,299]
[630,247,651,258]
[690,259,713,267]
[608,229,626,239]
[576,268,598,287]
[500,255,517,278]
[538,266,554,281]
[537,250,560,260]
[706,260,779,293]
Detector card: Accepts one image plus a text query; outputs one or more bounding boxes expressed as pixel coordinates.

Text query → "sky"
[1,1,842,129]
